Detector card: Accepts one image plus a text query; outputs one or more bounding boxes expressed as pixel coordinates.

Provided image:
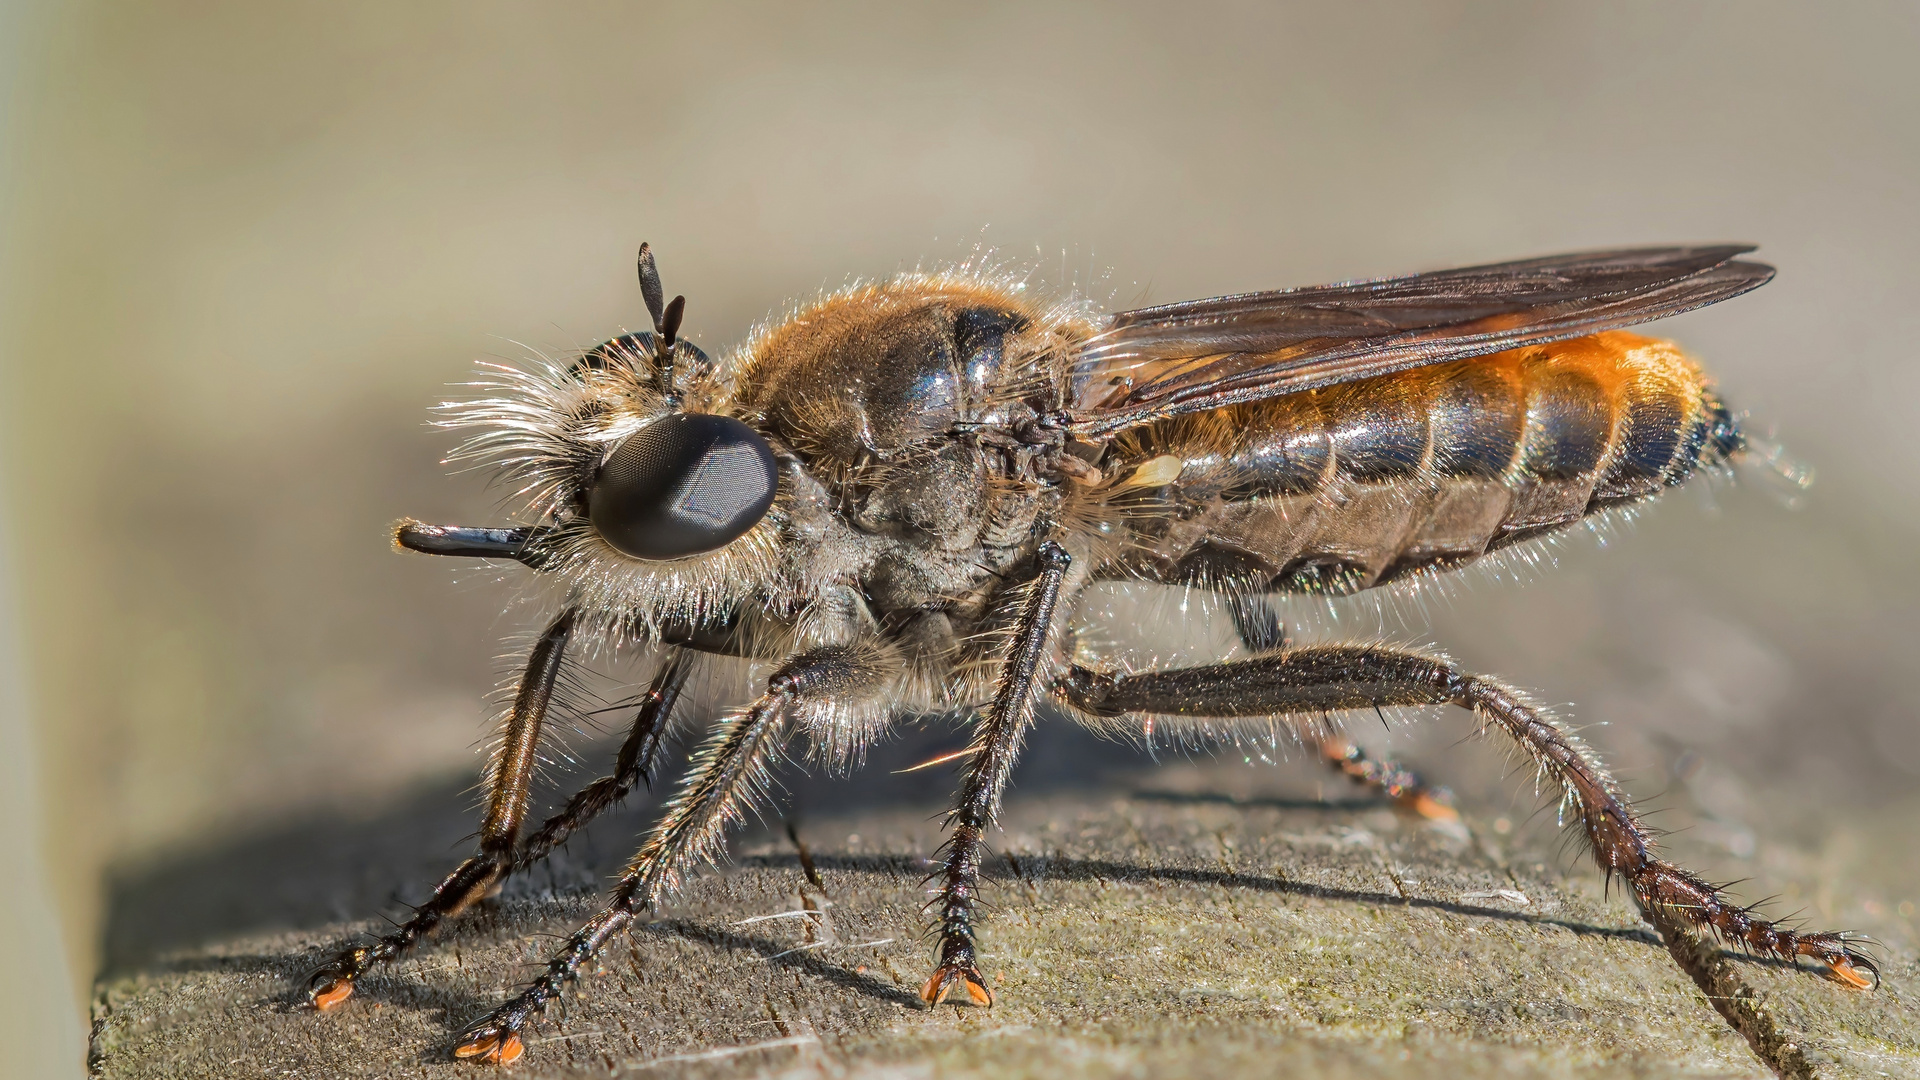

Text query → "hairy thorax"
[727,279,1085,677]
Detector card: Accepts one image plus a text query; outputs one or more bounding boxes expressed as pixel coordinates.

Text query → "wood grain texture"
[90,735,1920,1080]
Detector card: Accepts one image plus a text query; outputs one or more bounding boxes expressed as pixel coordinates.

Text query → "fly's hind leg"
[1227,594,1455,821]
[1061,644,1878,991]
[452,644,895,1064]
[1226,589,1290,654]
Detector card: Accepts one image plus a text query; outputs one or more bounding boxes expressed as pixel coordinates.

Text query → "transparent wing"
[1067,245,1773,437]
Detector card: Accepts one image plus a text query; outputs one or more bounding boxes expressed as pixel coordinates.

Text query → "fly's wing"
[1067,245,1773,437]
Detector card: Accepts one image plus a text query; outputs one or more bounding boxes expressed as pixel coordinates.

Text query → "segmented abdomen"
[1108,330,1743,595]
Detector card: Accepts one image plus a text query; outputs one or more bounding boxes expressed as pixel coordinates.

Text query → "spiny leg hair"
[515,650,691,870]
[923,540,1072,1007]
[1060,643,1878,990]
[451,644,891,1064]
[308,609,577,1012]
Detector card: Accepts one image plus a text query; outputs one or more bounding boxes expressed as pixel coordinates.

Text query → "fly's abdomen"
[1109,331,1742,595]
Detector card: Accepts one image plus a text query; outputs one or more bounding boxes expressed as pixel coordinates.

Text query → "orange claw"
[311,978,354,1011]
[920,965,994,1007]
[454,1031,526,1065]
[1403,791,1460,823]
[494,1034,524,1065]
[1828,957,1878,991]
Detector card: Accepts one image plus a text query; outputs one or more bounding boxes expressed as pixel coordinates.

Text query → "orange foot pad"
[454,1032,525,1065]
[920,964,994,1007]
[1828,957,1878,991]
[311,978,354,1011]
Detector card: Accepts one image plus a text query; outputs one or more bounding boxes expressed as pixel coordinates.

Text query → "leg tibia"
[1061,644,1876,988]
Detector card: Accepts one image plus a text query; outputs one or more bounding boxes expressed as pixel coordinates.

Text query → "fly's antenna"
[636,242,687,399]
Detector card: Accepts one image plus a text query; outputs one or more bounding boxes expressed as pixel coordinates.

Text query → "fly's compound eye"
[588,413,778,560]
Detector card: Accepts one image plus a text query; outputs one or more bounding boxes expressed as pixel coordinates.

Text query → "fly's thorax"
[727,278,1086,467]
[1092,331,1737,596]
[703,276,1096,630]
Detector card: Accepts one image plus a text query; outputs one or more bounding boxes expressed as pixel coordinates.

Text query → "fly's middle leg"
[1227,595,1455,820]
[922,541,1072,1008]
[1060,644,1878,992]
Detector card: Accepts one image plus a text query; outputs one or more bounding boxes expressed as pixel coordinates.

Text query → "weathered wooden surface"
[90,729,1920,1080]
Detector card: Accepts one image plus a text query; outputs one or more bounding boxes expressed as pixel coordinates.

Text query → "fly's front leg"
[922,541,1071,1007]
[515,650,690,870]
[452,644,893,1064]
[308,609,575,1011]
[1061,645,1878,991]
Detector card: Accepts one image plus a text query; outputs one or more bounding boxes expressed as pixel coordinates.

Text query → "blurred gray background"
[5,4,1920,1077]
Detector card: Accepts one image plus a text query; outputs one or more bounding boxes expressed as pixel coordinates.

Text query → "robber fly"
[306,243,1877,1064]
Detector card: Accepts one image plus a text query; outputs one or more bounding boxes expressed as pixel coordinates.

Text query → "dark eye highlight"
[588,413,778,560]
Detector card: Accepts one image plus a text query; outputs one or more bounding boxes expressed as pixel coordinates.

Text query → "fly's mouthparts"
[393,520,553,567]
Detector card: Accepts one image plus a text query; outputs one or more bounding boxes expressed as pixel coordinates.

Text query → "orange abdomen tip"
[311,978,354,1011]
[1828,957,1878,991]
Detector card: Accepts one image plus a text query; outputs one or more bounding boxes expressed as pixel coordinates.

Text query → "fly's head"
[427,245,802,642]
